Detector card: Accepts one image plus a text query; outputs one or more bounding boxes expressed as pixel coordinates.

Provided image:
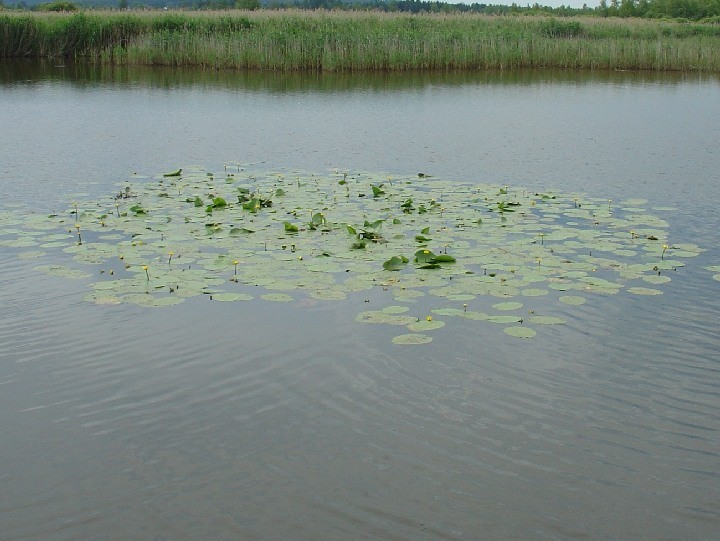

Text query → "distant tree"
[235,0,259,8]
[619,0,636,15]
[118,0,128,8]
[37,1,79,10]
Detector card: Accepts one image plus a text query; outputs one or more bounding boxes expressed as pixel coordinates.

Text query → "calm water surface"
[1,61,719,540]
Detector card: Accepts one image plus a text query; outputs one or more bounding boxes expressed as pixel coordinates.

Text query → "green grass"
[2,10,720,71]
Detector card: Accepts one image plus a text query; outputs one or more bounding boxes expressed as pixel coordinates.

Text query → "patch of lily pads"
[0,164,711,344]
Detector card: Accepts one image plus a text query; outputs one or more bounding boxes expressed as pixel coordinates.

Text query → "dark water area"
[1,60,719,540]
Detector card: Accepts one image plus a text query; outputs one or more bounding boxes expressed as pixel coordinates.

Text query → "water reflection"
[2,58,718,92]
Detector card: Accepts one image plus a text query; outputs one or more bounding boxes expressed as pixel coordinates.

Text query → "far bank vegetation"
[1,10,719,71]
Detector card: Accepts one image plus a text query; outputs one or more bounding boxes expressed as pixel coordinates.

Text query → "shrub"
[539,18,584,38]
[37,1,79,12]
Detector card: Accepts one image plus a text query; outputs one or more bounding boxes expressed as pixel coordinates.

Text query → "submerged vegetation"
[0,164,710,344]
[1,10,720,71]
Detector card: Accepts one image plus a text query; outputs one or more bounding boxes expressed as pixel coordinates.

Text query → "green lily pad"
[407,319,446,332]
[521,288,549,297]
[627,287,663,295]
[34,265,91,279]
[392,333,433,345]
[356,311,417,325]
[0,164,699,344]
[83,292,122,305]
[261,293,293,302]
[503,326,536,338]
[382,305,410,314]
[492,301,523,311]
[432,308,467,317]
[486,315,523,324]
[309,289,347,300]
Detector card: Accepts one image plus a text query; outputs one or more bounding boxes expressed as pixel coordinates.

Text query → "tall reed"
[2,11,720,71]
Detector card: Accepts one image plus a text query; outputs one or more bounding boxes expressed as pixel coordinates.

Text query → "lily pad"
[309,289,347,300]
[627,287,663,296]
[486,315,524,324]
[503,326,536,338]
[492,301,523,311]
[382,305,410,314]
[407,319,446,332]
[0,164,701,344]
[34,265,91,279]
[356,311,417,325]
[392,333,433,345]
[521,288,549,297]
[261,293,293,302]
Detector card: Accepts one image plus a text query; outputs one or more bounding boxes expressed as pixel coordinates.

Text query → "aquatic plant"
[0,164,710,344]
[1,12,720,72]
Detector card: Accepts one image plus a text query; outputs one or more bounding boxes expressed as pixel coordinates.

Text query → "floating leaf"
[309,289,347,300]
[261,293,293,302]
[504,326,536,338]
[434,254,456,263]
[0,164,698,343]
[34,265,91,279]
[392,333,433,345]
[486,315,523,324]
[382,305,410,314]
[492,301,523,311]
[407,319,446,332]
[432,308,466,317]
[83,292,122,305]
[383,255,408,271]
[521,288,549,297]
[356,310,416,325]
[627,287,663,296]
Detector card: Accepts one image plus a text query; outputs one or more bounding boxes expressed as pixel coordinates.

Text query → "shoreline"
[2,10,720,72]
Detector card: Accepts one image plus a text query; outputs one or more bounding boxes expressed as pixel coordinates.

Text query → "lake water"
[1,61,719,540]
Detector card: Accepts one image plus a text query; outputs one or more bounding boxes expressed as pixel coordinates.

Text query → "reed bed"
[2,10,719,71]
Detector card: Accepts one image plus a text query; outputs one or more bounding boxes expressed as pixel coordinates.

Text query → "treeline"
[3,0,720,20]
[596,0,720,19]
